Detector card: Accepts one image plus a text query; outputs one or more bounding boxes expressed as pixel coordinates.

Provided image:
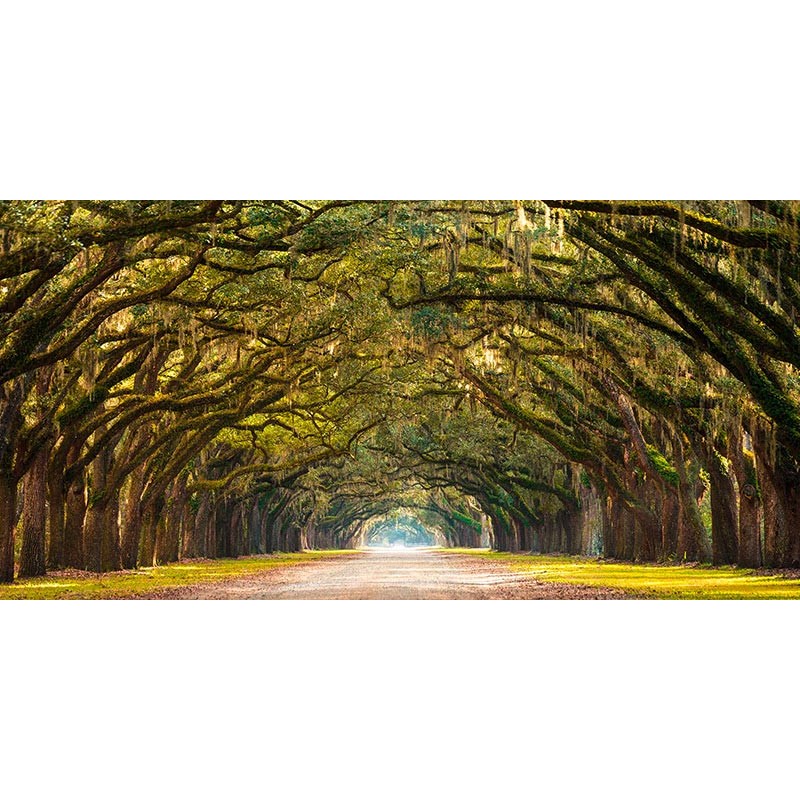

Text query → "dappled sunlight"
[0,552,355,600]
[8,581,79,590]
[471,552,800,599]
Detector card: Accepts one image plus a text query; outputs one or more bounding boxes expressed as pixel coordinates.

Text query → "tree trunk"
[19,447,48,578]
[139,501,162,568]
[660,493,679,560]
[728,430,762,568]
[205,503,217,558]
[0,381,24,582]
[248,501,262,554]
[215,502,231,558]
[183,495,207,559]
[675,482,704,561]
[508,517,523,552]
[120,466,147,569]
[602,495,619,558]
[155,480,184,565]
[707,446,739,565]
[83,453,110,572]
[232,506,243,556]
[489,513,506,551]
[102,494,122,572]
[0,473,17,583]
[163,487,183,563]
[262,506,276,553]
[63,471,86,569]
[83,502,104,573]
[674,437,709,562]
[632,492,661,562]
[83,492,121,573]
[737,484,762,569]
[46,465,66,570]
[578,484,603,556]
[754,429,800,568]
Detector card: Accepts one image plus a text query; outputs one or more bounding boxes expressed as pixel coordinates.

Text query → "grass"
[447,549,800,599]
[9,548,799,600]
[0,551,356,600]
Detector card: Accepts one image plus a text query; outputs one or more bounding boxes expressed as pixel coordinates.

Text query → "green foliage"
[449,511,482,531]
[645,445,680,487]
[409,306,460,339]
[56,386,110,426]
[741,448,761,499]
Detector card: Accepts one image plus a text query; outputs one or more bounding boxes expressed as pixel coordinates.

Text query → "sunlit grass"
[446,549,800,599]
[0,551,356,600]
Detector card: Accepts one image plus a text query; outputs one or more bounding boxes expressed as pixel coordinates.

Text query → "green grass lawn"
[448,549,800,599]
[0,551,356,600]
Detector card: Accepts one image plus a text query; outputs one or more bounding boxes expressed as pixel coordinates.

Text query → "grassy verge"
[447,549,800,599]
[0,551,356,600]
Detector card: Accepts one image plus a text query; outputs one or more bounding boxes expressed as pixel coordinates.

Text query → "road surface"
[143,548,626,599]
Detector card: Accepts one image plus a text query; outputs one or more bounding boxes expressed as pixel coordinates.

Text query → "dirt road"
[143,548,626,599]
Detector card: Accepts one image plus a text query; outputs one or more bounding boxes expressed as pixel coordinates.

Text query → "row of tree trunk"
[486,422,799,570]
[2,416,799,581]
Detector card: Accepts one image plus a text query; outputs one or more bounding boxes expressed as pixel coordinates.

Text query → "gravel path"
[141,548,627,599]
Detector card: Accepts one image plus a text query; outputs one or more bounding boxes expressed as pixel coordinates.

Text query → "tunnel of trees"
[364,515,438,547]
[1,199,799,583]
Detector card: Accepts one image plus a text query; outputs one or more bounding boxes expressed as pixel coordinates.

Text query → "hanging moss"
[741,448,761,500]
[56,385,110,426]
[711,448,731,478]
[747,370,800,445]
[87,487,107,507]
[409,306,461,339]
[645,444,680,487]
[449,510,482,531]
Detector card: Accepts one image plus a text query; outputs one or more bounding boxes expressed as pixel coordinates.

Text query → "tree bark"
[155,480,184,565]
[674,436,709,562]
[0,473,17,583]
[46,464,66,570]
[83,452,110,572]
[138,500,162,568]
[0,381,24,582]
[675,482,703,561]
[728,429,762,568]
[63,464,86,569]
[102,493,122,572]
[205,503,217,558]
[19,447,48,578]
[248,501,262,554]
[707,445,739,565]
[183,494,208,559]
[120,465,147,569]
[754,429,800,568]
